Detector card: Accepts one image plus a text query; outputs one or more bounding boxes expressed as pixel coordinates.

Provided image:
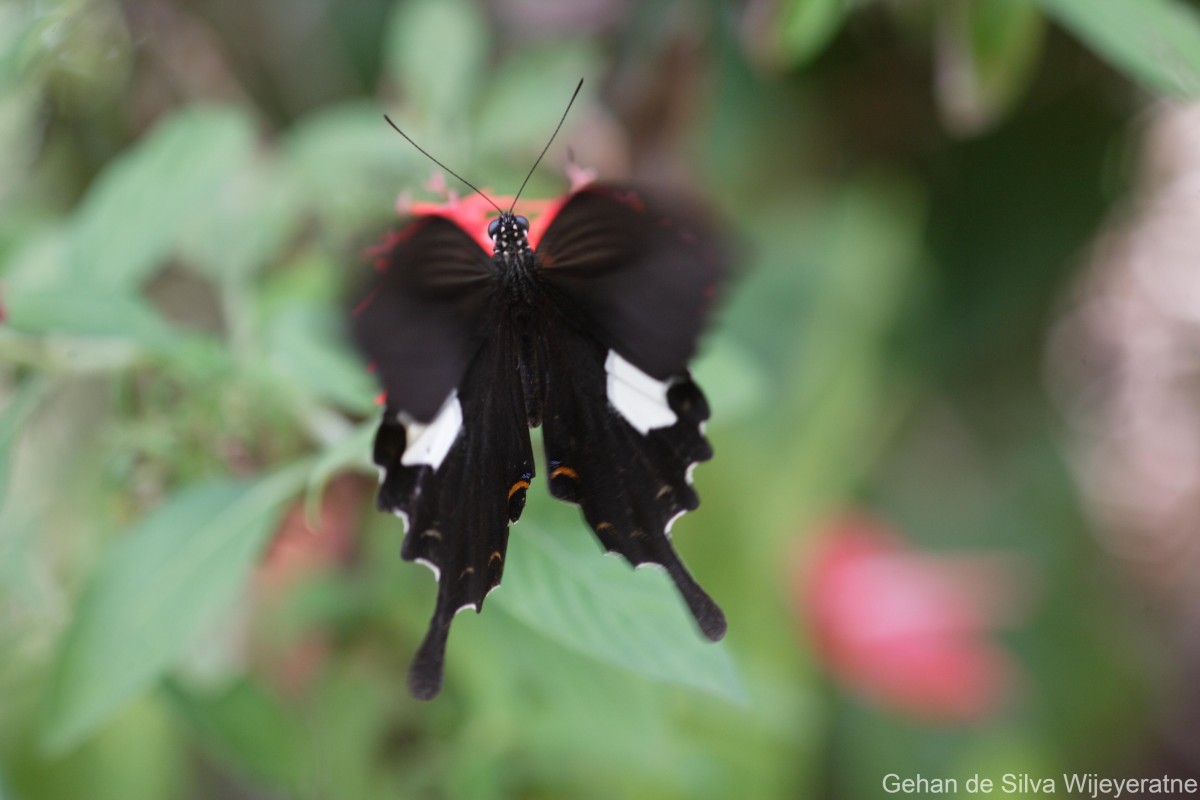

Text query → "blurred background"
[3,0,1200,797]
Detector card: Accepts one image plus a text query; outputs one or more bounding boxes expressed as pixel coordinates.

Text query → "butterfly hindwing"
[373,320,535,699]
[531,182,730,639]
[537,314,727,641]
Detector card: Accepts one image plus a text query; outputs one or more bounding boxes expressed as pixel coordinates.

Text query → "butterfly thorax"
[489,212,539,308]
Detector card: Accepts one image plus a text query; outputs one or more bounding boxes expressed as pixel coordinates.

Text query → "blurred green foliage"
[1,0,1198,797]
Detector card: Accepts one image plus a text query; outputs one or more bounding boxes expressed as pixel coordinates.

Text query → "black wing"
[372,322,534,700]
[350,216,495,422]
[535,183,729,381]
[536,318,726,641]
[351,217,533,699]
[533,184,732,641]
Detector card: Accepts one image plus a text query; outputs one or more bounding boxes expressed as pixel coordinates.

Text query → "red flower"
[395,167,597,252]
[799,514,1025,722]
[407,191,507,251]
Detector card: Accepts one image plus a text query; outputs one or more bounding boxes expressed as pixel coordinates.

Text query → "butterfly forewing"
[535,184,730,380]
[351,216,496,421]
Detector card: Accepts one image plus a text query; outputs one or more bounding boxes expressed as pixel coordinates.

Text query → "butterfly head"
[487,213,531,259]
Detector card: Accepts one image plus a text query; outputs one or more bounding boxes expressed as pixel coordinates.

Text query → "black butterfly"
[351,82,731,700]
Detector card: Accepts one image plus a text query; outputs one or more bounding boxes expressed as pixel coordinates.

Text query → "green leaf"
[0,86,42,210]
[1,223,68,289]
[42,464,309,755]
[493,499,744,703]
[384,0,488,127]
[0,4,38,87]
[475,45,601,163]
[178,158,301,282]
[775,0,846,67]
[7,695,187,800]
[264,305,378,414]
[285,103,407,181]
[690,336,769,424]
[165,679,312,791]
[283,102,415,228]
[1037,0,1200,99]
[304,419,376,523]
[937,0,1045,134]
[0,281,188,373]
[68,106,256,287]
[4,285,176,344]
[0,376,51,505]
[775,173,924,506]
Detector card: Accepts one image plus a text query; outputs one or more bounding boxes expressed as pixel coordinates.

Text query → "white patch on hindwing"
[605,351,677,434]
[398,391,463,469]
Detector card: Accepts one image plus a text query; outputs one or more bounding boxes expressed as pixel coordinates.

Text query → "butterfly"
[350,81,731,699]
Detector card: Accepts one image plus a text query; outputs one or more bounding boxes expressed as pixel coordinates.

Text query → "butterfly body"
[352,183,730,699]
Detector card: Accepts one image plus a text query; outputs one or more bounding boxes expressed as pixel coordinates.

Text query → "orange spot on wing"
[550,465,578,480]
[507,480,530,499]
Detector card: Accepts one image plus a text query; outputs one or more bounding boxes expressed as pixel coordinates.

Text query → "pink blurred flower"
[800,514,1026,722]
[407,191,508,251]
[394,168,597,251]
[258,474,366,590]
[251,475,370,694]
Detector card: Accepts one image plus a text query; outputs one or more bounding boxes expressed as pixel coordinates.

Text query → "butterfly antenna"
[509,78,584,213]
[383,115,503,214]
